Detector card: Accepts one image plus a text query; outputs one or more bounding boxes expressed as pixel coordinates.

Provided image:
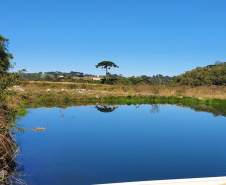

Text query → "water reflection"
[135,104,160,114]
[93,103,226,117]
[95,104,161,114]
[60,108,64,118]
[15,104,226,185]
[95,105,118,113]
[150,104,160,114]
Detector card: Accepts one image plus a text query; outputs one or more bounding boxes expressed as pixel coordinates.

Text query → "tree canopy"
[96,61,119,76]
[0,35,13,73]
[0,35,20,101]
[172,61,226,86]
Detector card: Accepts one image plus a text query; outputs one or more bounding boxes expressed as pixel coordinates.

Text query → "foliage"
[99,74,173,85]
[20,71,98,82]
[20,72,43,81]
[0,35,13,73]
[150,74,173,84]
[100,76,118,84]
[115,76,152,85]
[172,61,226,86]
[0,35,21,101]
[0,35,25,183]
[0,72,21,100]
[96,61,119,76]
[19,93,226,117]
[20,71,173,85]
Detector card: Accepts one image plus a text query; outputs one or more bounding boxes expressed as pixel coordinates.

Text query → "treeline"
[172,61,226,86]
[20,71,97,81]
[44,71,96,77]
[101,74,173,85]
[20,72,173,85]
[20,62,226,86]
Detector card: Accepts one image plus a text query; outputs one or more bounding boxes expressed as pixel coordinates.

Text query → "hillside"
[172,62,226,86]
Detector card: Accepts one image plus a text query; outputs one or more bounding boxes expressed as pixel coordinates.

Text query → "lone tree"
[95,61,119,76]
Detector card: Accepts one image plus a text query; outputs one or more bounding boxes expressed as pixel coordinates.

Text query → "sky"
[1,0,226,77]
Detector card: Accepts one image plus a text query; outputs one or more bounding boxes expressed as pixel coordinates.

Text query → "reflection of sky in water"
[15,105,226,185]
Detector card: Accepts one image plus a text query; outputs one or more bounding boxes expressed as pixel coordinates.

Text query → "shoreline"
[19,81,226,100]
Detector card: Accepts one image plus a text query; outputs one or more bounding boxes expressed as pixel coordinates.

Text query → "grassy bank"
[8,81,226,115]
[18,96,226,117]
[20,81,226,100]
[9,81,226,117]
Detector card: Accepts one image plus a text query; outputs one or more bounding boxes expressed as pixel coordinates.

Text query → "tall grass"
[20,81,226,100]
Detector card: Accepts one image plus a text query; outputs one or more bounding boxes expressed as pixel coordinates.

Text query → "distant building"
[91,77,101,81]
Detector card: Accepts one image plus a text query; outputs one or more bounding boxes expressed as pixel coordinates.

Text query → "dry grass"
[0,133,18,169]
[0,131,19,183]
[0,102,27,184]
[32,127,46,132]
[0,101,22,183]
[19,81,226,100]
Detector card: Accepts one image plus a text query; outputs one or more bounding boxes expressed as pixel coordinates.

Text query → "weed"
[49,84,55,88]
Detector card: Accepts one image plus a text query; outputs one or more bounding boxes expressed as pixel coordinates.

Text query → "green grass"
[18,93,226,117]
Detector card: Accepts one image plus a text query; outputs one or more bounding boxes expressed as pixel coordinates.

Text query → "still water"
[15,105,226,185]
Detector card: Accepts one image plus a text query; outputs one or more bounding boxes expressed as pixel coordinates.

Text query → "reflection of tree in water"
[60,108,64,118]
[150,104,160,114]
[135,104,160,114]
[95,105,118,113]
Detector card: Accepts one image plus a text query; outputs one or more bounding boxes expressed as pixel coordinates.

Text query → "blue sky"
[1,0,226,77]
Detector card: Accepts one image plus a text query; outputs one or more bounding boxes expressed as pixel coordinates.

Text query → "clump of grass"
[32,127,46,132]
[63,96,70,103]
[17,109,28,117]
[49,84,55,88]
[153,89,160,95]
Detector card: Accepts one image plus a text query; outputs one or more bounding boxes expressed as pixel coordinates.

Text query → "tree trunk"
[106,65,108,76]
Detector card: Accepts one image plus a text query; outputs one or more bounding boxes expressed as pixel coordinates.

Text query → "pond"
[15,104,226,185]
